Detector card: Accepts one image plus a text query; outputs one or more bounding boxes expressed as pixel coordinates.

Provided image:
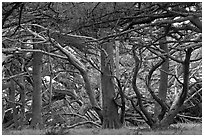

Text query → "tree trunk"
[2,103,5,123]
[19,75,26,129]
[101,36,122,129]
[115,40,120,78]
[30,44,43,129]
[154,37,169,121]
[157,48,193,128]
[9,80,18,129]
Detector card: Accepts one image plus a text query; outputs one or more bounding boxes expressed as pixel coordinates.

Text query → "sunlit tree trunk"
[30,44,43,129]
[101,31,122,129]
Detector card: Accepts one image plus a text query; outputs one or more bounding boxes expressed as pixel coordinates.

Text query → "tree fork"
[159,47,193,128]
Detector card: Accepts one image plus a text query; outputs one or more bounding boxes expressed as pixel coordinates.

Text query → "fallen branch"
[184,88,202,104]
[61,113,88,121]
[65,121,101,129]
[177,114,202,120]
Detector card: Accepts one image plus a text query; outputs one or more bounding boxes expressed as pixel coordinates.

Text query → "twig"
[184,88,202,104]
[3,72,28,81]
[96,16,193,42]
[2,48,68,60]
[87,58,102,73]
[177,114,202,120]
[5,98,22,106]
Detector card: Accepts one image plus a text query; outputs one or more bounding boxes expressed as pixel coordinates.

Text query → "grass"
[2,123,202,135]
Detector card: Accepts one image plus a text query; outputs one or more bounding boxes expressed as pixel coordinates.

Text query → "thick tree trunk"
[30,44,43,129]
[101,39,122,129]
[154,37,169,121]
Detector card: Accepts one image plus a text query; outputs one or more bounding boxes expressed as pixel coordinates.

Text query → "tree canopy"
[2,2,202,131]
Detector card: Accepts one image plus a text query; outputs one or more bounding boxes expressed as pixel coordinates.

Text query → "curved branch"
[132,48,154,127]
[146,59,169,119]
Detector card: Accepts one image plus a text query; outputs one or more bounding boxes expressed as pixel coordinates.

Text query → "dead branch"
[61,113,88,121]
[184,88,202,104]
[65,121,101,129]
[3,72,28,81]
[177,114,202,120]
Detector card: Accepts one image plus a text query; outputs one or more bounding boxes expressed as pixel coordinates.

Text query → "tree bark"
[115,40,120,78]
[101,36,122,129]
[9,80,18,129]
[154,36,169,121]
[19,72,26,129]
[189,15,202,32]
[30,44,43,129]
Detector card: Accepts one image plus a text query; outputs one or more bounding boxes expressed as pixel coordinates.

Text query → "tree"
[100,30,122,129]
[30,44,43,129]
[2,2,202,131]
[154,27,169,121]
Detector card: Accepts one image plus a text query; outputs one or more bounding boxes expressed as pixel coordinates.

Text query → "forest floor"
[2,123,202,135]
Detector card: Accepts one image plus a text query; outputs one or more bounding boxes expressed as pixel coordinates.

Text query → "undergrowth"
[2,123,202,135]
